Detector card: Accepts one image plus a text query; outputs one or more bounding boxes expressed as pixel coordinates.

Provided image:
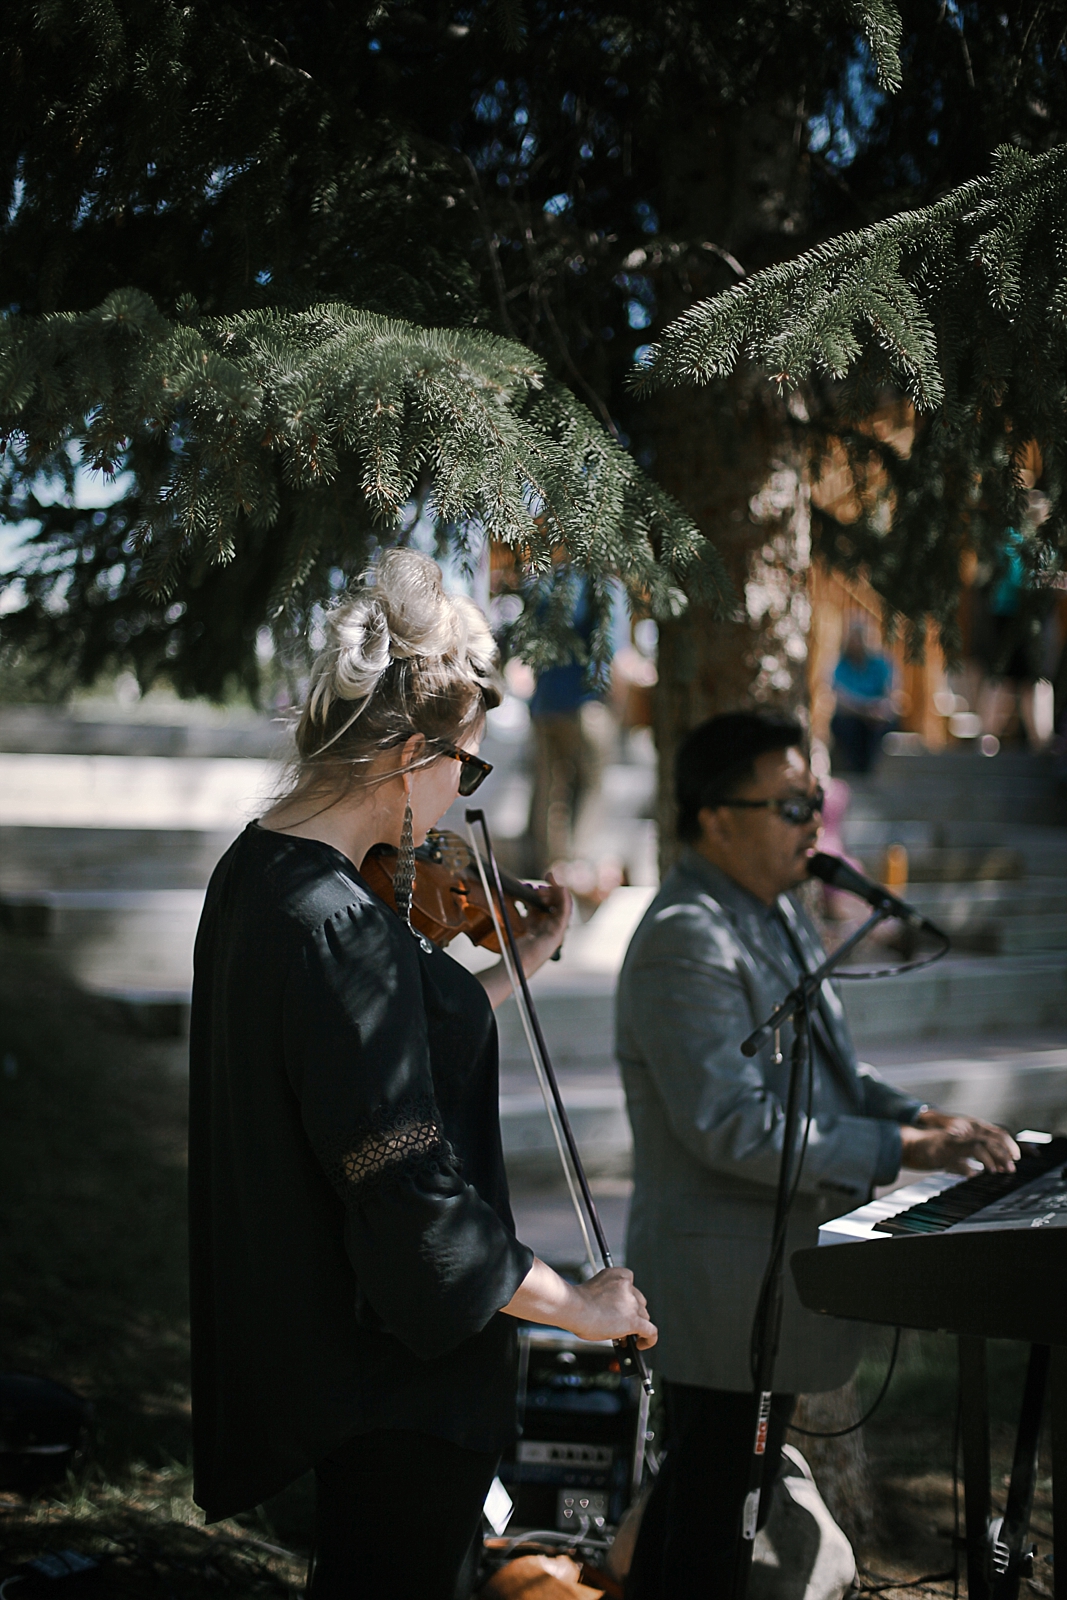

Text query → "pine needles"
[633,143,1067,413]
[0,293,721,697]
[635,142,1067,644]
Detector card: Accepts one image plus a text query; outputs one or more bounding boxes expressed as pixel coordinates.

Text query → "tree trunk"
[650,381,812,870]
[645,96,815,870]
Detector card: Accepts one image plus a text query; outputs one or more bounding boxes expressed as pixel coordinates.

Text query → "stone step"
[499,1084,630,1180]
[952,913,1067,955]
[876,749,1063,784]
[858,795,1066,826]
[5,875,1063,1048]
[846,750,1067,825]
[903,879,1067,918]
[876,748,1062,774]
[504,1041,1067,1185]
[871,881,1067,949]
[0,752,278,831]
[0,825,239,893]
[864,1044,1067,1135]
[0,704,290,759]
[844,830,1067,879]
[839,953,1067,1040]
[843,815,1067,849]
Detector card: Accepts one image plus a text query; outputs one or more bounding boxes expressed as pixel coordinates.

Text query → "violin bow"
[465,808,654,1397]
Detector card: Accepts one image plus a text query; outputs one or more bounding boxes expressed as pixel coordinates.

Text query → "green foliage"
[0,290,717,697]
[0,0,891,698]
[637,140,1067,649]
[843,0,902,93]
[634,143,1067,409]
[0,0,482,325]
[2,0,1065,690]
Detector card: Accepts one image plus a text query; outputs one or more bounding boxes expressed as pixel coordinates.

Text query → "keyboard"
[793,1137,1067,1346]
[818,1139,1067,1246]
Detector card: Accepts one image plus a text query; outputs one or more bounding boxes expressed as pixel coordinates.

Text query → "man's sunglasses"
[442,745,494,797]
[721,786,825,826]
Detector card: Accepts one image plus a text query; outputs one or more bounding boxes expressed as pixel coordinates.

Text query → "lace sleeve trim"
[317,1096,453,1203]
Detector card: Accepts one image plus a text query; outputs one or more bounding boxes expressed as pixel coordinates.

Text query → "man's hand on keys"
[899,1110,1020,1175]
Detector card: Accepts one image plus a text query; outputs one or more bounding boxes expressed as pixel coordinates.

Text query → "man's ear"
[696,804,727,850]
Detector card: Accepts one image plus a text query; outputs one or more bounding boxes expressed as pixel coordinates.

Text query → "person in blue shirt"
[526,579,609,871]
[830,622,894,773]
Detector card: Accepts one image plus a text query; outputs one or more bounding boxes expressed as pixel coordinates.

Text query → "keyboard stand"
[960,1336,992,1600]
[958,1338,1065,1600]
[1054,1348,1067,1600]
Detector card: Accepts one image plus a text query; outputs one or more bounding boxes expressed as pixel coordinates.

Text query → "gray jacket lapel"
[678,852,797,995]
[777,895,862,1104]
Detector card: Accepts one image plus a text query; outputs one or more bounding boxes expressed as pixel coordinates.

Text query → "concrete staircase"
[841,749,1067,958]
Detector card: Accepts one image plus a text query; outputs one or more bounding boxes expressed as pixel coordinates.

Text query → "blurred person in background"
[974,529,1046,747]
[829,621,894,774]
[611,617,659,738]
[526,578,611,874]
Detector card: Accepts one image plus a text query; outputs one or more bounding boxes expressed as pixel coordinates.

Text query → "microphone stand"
[730,906,888,1600]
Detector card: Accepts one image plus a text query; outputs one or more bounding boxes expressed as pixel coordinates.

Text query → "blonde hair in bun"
[280,549,501,809]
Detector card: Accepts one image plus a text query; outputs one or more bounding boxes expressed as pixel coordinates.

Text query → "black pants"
[627,1384,795,1600]
[308,1428,499,1600]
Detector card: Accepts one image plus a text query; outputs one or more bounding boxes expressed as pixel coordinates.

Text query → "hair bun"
[305,548,499,731]
[373,548,463,661]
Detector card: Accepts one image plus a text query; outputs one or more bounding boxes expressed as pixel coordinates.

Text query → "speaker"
[498,1326,649,1534]
[0,1373,93,1491]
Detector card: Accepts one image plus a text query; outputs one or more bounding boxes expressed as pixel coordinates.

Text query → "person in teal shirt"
[976,529,1045,747]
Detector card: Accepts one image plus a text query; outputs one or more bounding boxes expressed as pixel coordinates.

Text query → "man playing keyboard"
[617,710,1019,1599]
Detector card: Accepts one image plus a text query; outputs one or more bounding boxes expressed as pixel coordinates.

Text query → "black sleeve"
[282,902,533,1361]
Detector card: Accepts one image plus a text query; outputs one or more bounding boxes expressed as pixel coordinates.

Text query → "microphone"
[807,851,944,936]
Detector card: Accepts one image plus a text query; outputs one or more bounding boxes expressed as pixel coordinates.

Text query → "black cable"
[831,928,951,983]
[745,915,936,1391]
[845,1334,964,1597]
[788,1328,902,1438]
[748,990,816,1384]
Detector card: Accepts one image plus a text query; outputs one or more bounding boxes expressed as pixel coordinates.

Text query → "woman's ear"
[398,733,426,785]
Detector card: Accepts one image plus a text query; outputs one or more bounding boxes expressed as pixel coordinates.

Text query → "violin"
[359,828,556,953]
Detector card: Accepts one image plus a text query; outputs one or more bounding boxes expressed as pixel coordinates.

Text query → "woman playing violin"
[187,550,656,1600]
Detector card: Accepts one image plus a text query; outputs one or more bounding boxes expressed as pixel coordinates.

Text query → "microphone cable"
[829,932,950,982]
[785,1326,902,1438]
[807,854,951,981]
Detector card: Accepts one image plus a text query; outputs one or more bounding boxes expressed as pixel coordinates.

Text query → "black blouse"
[188,823,534,1521]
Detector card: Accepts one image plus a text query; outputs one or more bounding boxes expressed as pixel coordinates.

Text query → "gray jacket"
[616,849,923,1393]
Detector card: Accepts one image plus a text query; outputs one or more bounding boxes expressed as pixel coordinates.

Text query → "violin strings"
[464,821,598,1275]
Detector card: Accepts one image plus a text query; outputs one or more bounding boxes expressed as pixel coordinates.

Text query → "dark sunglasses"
[441,745,494,797]
[721,786,825,826]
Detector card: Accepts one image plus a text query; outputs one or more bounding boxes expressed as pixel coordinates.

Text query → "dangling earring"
[395,797,432,952]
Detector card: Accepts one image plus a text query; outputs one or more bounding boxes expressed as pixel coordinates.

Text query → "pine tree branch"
[632,141,1067,652]
[633,142,1067,414]
[842,0,903,93]
[0,290,725,695]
